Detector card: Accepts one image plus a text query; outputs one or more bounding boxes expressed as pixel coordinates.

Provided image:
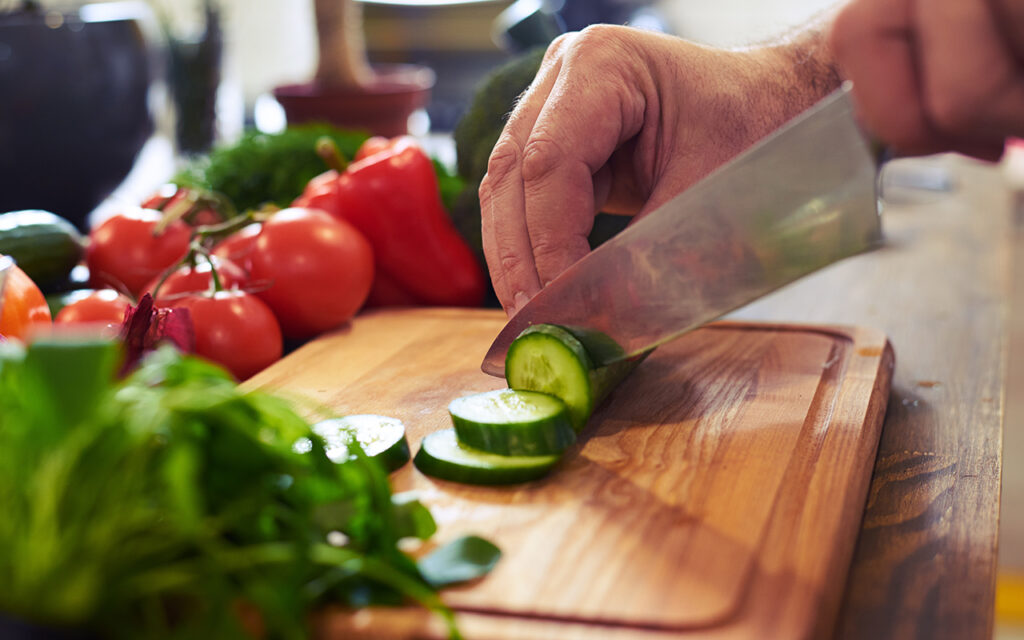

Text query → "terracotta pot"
[273,64,435,137]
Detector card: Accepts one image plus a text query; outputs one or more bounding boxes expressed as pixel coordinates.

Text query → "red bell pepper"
[294,137,485,307]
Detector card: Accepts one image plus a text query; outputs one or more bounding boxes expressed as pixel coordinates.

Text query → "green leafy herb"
[418,536,502,588]
[0,338,496,638]
[175,124,368,212]
[175,124,465,214]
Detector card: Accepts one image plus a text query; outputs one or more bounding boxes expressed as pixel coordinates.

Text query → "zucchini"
[414,429,560,485]
[505,324,644,432]
[449,388,575,456]
[0,210,84,290]
[312,414,410,472]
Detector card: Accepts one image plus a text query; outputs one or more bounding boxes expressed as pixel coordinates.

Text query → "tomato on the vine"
[0,261,51,341]
[211,223,262,274]
[249,208,373,339]
[142,184,222,226]
[86,209,191,296]
[159,290,282,380]
[54,289,131,331]
[142,256,247,300]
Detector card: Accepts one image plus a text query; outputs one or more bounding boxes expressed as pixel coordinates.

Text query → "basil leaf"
[391,493,437,540]
[418,535,501,588]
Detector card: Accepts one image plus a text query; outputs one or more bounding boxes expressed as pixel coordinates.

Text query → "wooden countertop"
[730,154,1010,639]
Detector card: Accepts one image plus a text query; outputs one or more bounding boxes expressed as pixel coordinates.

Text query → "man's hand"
[831,0,1024,159]
[479,25,840,316]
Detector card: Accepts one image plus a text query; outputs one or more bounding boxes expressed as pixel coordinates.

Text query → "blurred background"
[0,1,1021,636]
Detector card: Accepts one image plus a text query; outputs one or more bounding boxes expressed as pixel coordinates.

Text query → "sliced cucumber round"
[505,324,594,431]
[414,429,560,485]
[312,414,410,472]
[449,388,575,456]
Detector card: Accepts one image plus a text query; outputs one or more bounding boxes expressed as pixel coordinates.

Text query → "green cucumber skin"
[413,429,559,485]
[448,388,576,456]
[505,324,646,432]
[0,210,84,289]
[376,437,411,472]
[451,408,575,457]
[505,325,594,431]
[312,415,411,473]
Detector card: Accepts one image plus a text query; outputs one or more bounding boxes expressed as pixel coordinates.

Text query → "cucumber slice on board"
[505,324,645,432]
[414,429,560,485]
[312,414,410,472]
[449,388,575,456]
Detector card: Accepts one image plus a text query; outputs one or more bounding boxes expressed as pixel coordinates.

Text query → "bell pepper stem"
[315,137,349,173]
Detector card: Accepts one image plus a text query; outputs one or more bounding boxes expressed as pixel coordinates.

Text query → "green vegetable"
[0,339,497,638]
[449,388,575,456]
[175,124,367,212]
[175,124,464,214]
[0,209,84,290]
[418,536,502,588]
[414,428,561,485]
[505,324,645,432]
[311,414,411,472]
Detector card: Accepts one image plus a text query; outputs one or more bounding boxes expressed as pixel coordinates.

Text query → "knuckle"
[530,236,563,266]
[485,138,522,183]
[498,250,526,277]
[545,32,577,60]
[521,137,565,184]
[574,24,619,49]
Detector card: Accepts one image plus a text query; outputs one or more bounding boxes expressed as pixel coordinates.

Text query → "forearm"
[742,8,845,140]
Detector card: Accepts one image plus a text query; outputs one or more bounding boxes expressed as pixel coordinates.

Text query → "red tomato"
[0,261,52,341]
[86,209,192,296]
[142,256,247,300]
[161,291,282,380]
[54,289,131,330]
[211,223,262,273]
[249,208,373,339]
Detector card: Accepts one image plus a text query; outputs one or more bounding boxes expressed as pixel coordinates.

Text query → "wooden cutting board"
[245,308,894,640]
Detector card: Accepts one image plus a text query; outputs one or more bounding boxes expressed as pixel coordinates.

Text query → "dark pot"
[0,3,154,230]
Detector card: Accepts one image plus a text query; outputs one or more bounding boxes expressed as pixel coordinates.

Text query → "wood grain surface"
[246,308,894,639]
[731,156,1011,640]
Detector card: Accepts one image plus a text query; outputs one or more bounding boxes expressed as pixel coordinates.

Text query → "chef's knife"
[481,83,883,376]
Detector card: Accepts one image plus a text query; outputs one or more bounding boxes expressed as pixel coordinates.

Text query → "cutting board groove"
[246,308,894,639]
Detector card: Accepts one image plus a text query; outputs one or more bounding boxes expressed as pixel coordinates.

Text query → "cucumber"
[505,324,645,432]
[312,414,410,472]
[449,388,575,456]
[0,210,84,290]
[414,428,560,485]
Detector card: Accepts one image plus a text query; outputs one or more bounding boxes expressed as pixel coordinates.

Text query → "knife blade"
[481,83,882,376]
